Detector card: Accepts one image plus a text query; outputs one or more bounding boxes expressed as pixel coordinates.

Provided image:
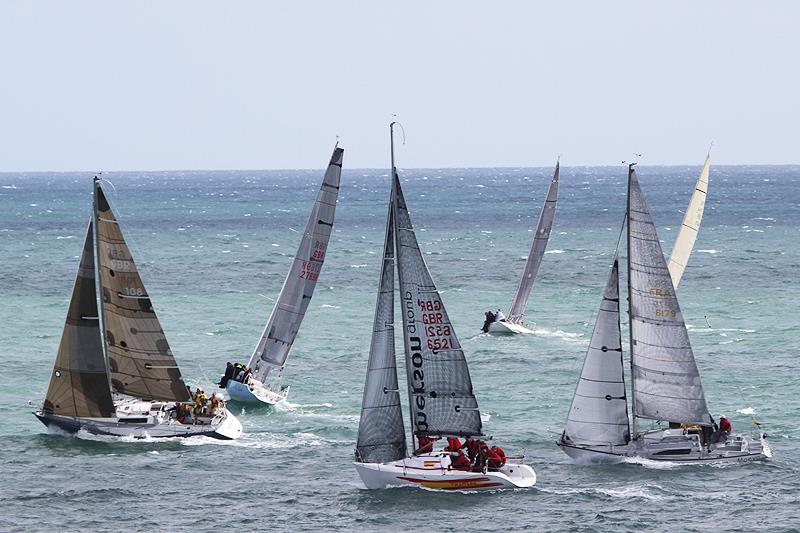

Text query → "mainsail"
[356,203,407,463]
[94,180,190,402]
[43,223,114,417]
[249,146,344,383]
[563,255,629,446]
[508,162,560,323]
[667,153,710,287]
[627,167,711,426]
[393,173,482,438]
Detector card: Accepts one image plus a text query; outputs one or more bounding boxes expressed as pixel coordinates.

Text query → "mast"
[626,163,638,438]
[390,121,414,447]
[92,177,114,395]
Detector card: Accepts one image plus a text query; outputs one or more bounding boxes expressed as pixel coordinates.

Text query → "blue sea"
[1,164,798,531]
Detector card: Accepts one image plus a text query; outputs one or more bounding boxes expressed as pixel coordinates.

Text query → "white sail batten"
[563,256,630,446]
[508,162,560,323]
[667,154,710,287]
[249,147,344,382]
[356,202,407,463]
[627,168,711,426]
[393,173,482,438]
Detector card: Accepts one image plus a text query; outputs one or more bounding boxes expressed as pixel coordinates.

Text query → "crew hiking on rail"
[414,435,508,472]
[219,362,253,389]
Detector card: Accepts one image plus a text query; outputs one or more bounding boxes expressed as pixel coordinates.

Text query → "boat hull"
[558,428,769,464]
[34,402,243,440]
[225,379,289,405]
[354,454,536,491]
[487,321,534,335]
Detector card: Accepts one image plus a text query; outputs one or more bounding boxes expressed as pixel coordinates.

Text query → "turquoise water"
[1,165,798,531]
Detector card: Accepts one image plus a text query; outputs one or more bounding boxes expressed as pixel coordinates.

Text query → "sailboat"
[35,178,242,440]
[667,151,711,287]
[484,162,559,335]
[354,124,536,490]
[223,146,343,405]
[557,164,769,463]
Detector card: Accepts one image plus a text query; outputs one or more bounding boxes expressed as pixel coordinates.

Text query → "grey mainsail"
[627,167,711,426]
[43,222,114,418]
[563,255,629,446]
[249,146,344,383]
[393,173,482,438]
[508,161,560,323]
[356,203,407,463]
[94,180,190,402]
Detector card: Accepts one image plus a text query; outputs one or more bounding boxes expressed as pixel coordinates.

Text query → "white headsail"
[249,147,344,383]
[627,166,711,427]
[356,201,407,463]
[563,254,630,447]
[94,180,191,403]
[667,152,711,287]
[393,172,482,439]
[508,162,560,323]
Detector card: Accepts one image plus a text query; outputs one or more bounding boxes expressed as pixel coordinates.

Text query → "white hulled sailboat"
[558,164,768,463]
[354,124,536,490]
[222,146,343,405]
[483,162,559,335]
[35,178,242,440]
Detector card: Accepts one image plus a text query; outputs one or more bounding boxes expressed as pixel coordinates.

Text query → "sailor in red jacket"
[450,450,472,470]
[485,446,503,470]
[491,445,507,467]
[714,415,733,443]
[465,438,481,463]
[413,435,436,455]
[445,436,463,452]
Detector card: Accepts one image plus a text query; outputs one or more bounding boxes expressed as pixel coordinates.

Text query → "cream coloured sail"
[94,180,191,402]
[508,162,560,323]
[667,153,710,287]
[249,147,344,383]
[43,222,115,418]
[393,172,482,439]
[356,202,407,463]
[627,167,711,426]
[563,255,630,446]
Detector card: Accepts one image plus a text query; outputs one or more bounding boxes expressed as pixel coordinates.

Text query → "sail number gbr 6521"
[418,299,453,351]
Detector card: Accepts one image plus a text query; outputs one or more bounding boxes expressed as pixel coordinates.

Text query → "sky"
[1,1,798,171]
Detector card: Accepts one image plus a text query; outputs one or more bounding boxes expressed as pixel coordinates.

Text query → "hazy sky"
[1,1,798,171]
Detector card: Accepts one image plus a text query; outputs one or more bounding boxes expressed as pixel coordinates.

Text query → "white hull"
[354,453,536,491]
[226,379,289,405]
[35,399,243,440]
[487,321,534,335]
[558,428,769,464]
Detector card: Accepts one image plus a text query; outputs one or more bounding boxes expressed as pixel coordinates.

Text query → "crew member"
[495,308,506,322]
[450,450,472,470]
[714,415,732,443]
[445,436,463,453]
[481,311,495,333]
[465,438,481,463]
[491,445,506,467]
[219,362,234,388]
[414,435,436,455]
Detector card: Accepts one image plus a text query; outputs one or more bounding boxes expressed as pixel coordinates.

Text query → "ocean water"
[1,164,798,532]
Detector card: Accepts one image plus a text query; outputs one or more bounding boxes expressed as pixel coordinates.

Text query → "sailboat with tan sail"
[35,177,242,440]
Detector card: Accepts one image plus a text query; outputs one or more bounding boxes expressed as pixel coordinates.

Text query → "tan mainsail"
[667,153,710,287]
[43,223,115,417]
[94,181,190,402]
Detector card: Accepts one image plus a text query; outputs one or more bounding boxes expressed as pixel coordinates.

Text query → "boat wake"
[619,456,681,470]
[532,326,586,344]
[540,483,668,501]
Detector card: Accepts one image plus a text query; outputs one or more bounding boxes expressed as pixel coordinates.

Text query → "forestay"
[94,181,190,402]
[508,162,560,323]
[393,174,482,438]
[627,168,711,426]
[563,256,629,446]
[356,203,407,463]
[43,223,115,418]
[250,147,344,383]
[667,153,710,287]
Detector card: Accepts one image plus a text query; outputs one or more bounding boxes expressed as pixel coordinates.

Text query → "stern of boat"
[209,408,243,440]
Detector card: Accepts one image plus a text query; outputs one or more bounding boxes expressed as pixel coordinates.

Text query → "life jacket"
[451,452,471,470]
[494,446,507,466]
[446,437,463,452]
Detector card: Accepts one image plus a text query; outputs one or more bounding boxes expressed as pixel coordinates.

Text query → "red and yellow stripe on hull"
[397,476,505,490]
